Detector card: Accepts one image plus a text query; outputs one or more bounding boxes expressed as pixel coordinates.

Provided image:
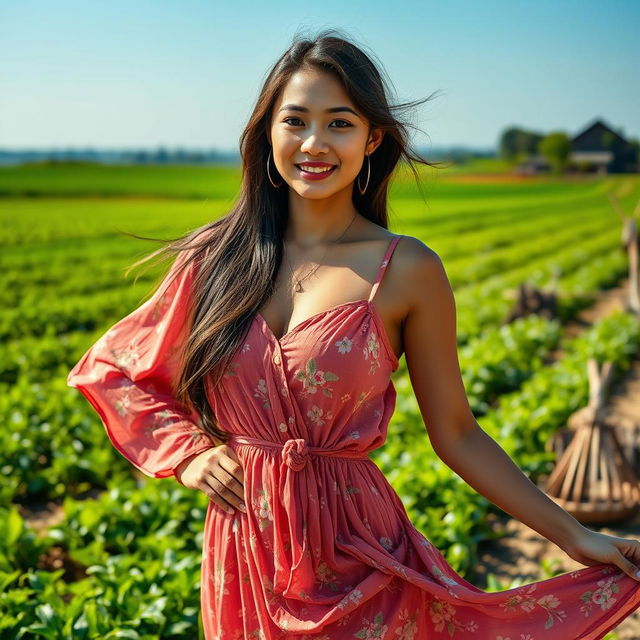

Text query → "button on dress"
[68,233,640,639]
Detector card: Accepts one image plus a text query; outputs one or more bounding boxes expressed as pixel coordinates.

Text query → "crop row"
[1,204,607,304]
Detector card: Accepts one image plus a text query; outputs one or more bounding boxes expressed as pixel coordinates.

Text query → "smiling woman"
[67,27,640,640]
[268,72,381,199]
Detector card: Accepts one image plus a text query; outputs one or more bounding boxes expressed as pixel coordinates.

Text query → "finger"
[625,539,640,565]
[612,549,640,582]
[206,472,246,513]
[220,452,245,485]
[197,480,237,515]
[616,538,640,568]
[214,462,245,502]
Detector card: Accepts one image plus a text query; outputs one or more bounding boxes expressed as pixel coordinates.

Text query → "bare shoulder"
[355,224,448,319]
[390,234,449,313]
[393,234,441,267]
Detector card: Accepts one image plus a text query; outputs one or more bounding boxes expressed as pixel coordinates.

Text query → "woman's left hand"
[563,527,640,582]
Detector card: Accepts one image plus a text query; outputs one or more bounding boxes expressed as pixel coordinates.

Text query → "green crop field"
[2,160,639,638]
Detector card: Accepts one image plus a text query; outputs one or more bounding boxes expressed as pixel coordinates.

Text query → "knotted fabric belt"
[227,433,371,601]
[228,434,370,470]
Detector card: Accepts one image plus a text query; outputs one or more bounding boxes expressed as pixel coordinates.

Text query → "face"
[268,67,383,199]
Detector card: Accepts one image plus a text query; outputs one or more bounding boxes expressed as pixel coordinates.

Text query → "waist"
[228,433,370,471]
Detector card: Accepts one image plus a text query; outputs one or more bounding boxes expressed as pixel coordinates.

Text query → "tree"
[499,127,544,164]
[538,132,571,174]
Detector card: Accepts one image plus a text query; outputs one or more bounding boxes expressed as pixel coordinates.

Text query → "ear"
[366,127,384,155]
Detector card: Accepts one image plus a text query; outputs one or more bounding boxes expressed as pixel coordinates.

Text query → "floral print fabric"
[68,234,640,639]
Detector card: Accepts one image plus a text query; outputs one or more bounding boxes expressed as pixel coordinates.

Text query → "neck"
[286,187,361,248]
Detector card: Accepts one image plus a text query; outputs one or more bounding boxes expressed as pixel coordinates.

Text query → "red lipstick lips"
[295,161,337,181]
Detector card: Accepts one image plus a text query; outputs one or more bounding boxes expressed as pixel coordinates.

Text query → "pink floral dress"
[68,233,640,639]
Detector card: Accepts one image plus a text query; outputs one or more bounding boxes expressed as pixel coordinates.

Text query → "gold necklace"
[283,212,358,293]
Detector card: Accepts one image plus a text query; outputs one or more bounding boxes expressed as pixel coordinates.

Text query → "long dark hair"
[122,28,444,444]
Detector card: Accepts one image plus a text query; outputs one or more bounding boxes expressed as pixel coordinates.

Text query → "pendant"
[295,280,304,293]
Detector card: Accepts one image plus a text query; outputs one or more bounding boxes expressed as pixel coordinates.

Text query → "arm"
[67,237,218,480]
[400,238,585,551]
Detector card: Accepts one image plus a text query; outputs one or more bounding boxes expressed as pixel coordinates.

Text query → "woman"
[68,30,640,639]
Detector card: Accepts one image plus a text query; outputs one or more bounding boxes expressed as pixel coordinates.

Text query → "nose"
[299,130,329,156]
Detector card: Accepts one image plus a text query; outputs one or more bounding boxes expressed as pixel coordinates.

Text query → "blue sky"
[1,0,638,152]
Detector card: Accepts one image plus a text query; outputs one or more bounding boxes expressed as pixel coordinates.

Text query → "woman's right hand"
[174,445,246,514]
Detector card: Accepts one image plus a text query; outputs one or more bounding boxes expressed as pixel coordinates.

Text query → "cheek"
[336,148,366,174]
[272,135,299,161]
[336,136,367,162]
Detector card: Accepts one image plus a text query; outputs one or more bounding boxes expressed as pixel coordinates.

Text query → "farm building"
[516,118,638,175]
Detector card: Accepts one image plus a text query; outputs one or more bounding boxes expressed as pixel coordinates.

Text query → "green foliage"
[2,552,203,639]
[0,492,205,638]
[0,164,240,201]
[1,165,639,635]
[0,376,130,503]
[538,132,572,174]
[48,479,208,566]
[0,506,54,572]
[498,127,543,162]
[460,315,562,415]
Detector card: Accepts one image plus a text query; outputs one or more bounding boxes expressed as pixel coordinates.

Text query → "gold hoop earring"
[357,154,371,195]
[267,149,283,188]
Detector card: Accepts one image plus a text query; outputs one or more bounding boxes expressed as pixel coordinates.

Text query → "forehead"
[274,68,353,109]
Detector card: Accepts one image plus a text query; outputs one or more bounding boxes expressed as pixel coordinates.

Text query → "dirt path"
[470,278,640,638]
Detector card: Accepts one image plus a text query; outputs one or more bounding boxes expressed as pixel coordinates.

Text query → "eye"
[283,117,304,126]
[282,117,353,129]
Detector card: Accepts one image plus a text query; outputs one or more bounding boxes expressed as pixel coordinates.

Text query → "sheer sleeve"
[67,243,218,479]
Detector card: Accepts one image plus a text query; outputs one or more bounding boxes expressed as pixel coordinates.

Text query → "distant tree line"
[0,147,241,166]
[499,125,639,174]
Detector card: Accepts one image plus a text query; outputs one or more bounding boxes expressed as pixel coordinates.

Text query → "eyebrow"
[278,104,361,119]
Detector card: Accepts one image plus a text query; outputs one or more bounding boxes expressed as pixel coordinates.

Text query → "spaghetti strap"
[368,235,402,303]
